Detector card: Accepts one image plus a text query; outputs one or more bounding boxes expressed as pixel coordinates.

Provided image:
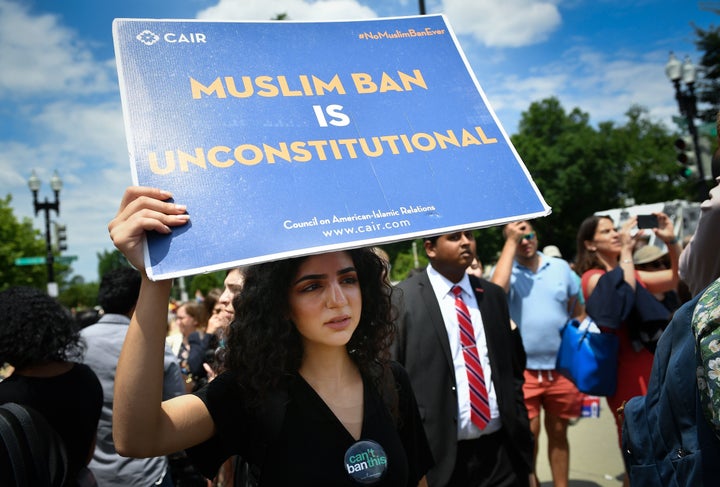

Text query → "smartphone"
[637,214,659,229]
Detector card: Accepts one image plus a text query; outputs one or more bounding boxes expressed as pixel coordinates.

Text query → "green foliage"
[97,249,131,280]
[614,106,692,203]
[381,98,699,273]
[383,20,720,275]
[0,195,50,290]
[187,272,226,297]
[11,20,720,291]
[58,275,99,310]
[384,239,429,282]
[474,226,504,269]
[380,94,697,274]
[511,98,617,258]
[694,21,720,122]
[509,98,695,261]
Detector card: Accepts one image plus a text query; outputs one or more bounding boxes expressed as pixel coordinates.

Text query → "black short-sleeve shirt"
[0,363,103,480]
[189,362,432,486]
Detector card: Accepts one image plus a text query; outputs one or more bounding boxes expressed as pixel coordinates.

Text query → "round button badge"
[344,439,388,484]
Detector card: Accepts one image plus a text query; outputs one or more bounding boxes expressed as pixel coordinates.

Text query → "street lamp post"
[665,52,707,200]
[28,170,63,297]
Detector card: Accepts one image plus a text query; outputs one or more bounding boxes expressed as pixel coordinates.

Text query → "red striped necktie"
[452,285,490,429]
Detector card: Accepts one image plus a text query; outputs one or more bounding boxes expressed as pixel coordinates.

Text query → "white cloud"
[491,74,568,112]
[0,0,698,283]
[196,0,561,45]
[0,100,130,282]
[550,47,679,127]
[197,0,378,21]
[0,0,115,97]
[0,0,127,281]
[32,101,127,168]
[442,0,562,47]
[485,46,680,133]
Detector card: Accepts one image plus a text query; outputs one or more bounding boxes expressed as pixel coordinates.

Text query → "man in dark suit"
[393,231,534,487]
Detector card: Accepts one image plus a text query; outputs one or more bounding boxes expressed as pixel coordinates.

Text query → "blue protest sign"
[113,15,549,280]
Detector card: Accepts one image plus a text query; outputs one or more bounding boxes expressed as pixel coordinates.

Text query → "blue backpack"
[622,294,720,486]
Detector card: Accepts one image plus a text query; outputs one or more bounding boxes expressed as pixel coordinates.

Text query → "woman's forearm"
[113,276,173,456]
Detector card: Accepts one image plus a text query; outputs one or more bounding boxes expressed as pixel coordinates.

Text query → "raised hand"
[108,186,189,272]
[652,212,675,243]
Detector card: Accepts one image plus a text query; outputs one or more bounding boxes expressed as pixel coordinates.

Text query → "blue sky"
[0,0,716,282]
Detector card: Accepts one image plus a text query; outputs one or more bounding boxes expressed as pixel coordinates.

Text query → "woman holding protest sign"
[108,186,432,487]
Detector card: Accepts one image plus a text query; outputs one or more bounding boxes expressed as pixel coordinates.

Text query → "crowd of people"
[1,117,719,486]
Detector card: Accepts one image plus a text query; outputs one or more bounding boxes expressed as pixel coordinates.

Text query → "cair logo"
[135,30,207,46]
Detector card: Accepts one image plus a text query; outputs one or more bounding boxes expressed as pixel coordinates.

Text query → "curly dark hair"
[224,248,396,405]
[575,215,614,276]
[0,286,85,369]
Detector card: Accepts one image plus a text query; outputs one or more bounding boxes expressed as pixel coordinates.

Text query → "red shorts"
[523,369,583,419]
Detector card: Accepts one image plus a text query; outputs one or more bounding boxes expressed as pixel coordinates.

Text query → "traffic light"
[674,135,697,179]
[55,223,67,252]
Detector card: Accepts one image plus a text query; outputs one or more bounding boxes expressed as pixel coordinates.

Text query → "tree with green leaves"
[58,275,99,311]
[694,19,720,122]
[0,195,51,290]
[611,105,695,203]
[186,271,226,299]
[506,98,625,258]
[383,98,696,280]
[475,98,695,264]
[96,248,131,280]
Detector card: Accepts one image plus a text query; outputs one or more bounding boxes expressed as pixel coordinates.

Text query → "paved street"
[535,399,625,487]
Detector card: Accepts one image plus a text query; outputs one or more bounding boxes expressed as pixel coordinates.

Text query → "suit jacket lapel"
[470,275,485,306]
[419,270,455,372]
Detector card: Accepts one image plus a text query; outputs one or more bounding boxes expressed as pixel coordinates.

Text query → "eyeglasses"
[522,232,536,241]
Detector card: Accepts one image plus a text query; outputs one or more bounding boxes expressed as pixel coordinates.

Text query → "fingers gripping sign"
[108,186,190,272]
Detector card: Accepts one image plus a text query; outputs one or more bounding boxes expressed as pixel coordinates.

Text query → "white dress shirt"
[427,264,502,440]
